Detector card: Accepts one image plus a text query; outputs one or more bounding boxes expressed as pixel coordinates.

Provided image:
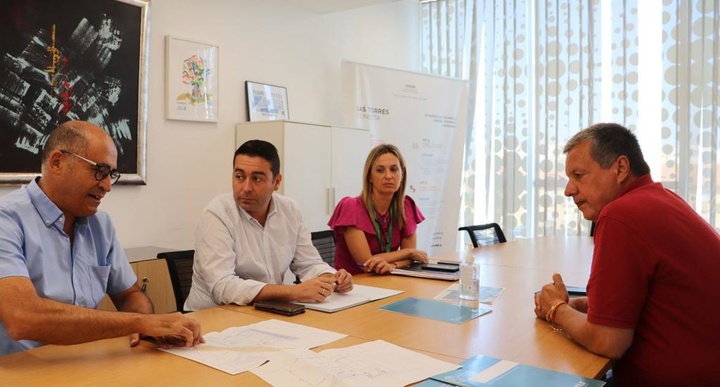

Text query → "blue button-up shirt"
[0,178,137,356]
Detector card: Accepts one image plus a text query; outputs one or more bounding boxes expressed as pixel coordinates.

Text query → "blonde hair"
[360,143,408,228]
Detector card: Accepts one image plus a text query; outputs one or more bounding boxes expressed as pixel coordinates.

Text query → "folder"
[380,297,491,324]
[391,262,461,281]
[421,354,606,386]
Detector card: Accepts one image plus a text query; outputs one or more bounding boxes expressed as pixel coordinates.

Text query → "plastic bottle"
[459,247,480,301]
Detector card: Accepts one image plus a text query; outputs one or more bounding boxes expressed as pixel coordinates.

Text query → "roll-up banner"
[342,61,468,256]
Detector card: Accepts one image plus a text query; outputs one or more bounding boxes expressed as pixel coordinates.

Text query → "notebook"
[293,284,402,313]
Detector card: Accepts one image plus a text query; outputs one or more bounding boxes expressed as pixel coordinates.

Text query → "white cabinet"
[235,121,370,231]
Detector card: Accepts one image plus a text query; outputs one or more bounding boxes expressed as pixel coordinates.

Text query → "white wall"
[0,0,421,249]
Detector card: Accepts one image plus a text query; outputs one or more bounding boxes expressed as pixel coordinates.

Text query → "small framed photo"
[245,81,289,121]
[165,35,219,122]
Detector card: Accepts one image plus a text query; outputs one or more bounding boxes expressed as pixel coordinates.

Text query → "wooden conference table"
[0,236,609,386]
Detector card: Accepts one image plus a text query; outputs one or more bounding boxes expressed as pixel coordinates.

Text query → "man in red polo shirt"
[535,123,720,386]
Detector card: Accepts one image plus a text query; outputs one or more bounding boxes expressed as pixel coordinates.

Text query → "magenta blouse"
[327,195,425,275]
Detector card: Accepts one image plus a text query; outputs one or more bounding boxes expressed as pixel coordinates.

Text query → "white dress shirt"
[184,193,334,311]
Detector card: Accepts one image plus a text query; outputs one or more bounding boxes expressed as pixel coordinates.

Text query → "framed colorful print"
[165,35,219,122]
[245,81,289,121]
[0,0,150,185]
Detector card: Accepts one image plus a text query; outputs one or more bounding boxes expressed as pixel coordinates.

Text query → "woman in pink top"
[328,144,429,275]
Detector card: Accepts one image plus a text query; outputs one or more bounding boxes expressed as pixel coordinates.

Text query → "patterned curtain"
[422,0,720,239]
[660,1,719,228]
[421,0,477,242]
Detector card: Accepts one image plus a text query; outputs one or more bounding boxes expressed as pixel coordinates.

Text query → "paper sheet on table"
[347,284,403,300]
[251,340,460,387]
[159,319,347,375]
[434,283,505,304]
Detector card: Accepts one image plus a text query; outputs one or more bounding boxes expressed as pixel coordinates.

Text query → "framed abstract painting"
[0,0,150,185]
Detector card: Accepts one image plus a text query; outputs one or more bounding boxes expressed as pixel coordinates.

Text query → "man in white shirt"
[184,140,353,311]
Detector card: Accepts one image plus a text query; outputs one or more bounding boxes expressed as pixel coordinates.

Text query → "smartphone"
[421,263,460,272]
[534,285,587,296]
[436,260,461,266]
[566,286,587,296]
[254,301,306,316]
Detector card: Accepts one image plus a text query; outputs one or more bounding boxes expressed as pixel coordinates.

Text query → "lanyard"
[372,206,394,253]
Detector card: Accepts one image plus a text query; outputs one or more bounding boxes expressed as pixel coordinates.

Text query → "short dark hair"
[234,139,281,177]
[564,123,651,177]
[41,122,88,164]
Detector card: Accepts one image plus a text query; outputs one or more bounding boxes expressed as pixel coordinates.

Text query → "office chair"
[294,230,337,284]
[458,223,507,248]
[157,250,195,313]
[311,230,336,266]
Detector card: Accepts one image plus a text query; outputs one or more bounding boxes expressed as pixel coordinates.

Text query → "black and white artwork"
[0,0,148,185]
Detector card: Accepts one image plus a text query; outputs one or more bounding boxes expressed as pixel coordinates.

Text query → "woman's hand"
[405,249,429,263]
[362,258,396,275]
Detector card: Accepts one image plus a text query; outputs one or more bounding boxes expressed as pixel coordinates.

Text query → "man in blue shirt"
[0,121,203,356]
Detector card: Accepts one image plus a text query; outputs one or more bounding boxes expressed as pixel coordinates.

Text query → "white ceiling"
[279,0,403,14]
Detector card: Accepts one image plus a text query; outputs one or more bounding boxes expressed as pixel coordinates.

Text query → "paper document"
[435,283,505,304]
[159,319,346,375]
[251,340,460,387]
[294,284,402,313]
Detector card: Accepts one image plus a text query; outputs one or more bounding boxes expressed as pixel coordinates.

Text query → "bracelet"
[546,300,567,332]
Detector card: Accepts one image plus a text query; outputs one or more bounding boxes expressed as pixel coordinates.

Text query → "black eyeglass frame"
[60,150,121,184]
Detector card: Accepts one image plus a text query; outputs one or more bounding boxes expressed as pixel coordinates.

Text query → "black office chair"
[294,230,337,284]
[157,250,195,313]
[311,230,336,266]
[458,223,507,247]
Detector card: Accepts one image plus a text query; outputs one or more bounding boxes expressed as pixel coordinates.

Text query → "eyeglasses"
[61,150,121,185]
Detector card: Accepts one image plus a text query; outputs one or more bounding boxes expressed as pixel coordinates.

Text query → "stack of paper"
[159,319,346,375]
[161,320,462,386]
[252,340,460,387]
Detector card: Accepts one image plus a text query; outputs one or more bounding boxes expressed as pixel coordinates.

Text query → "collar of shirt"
[617,174,654,198]
[237,194,279,226]
[27,178,65,229]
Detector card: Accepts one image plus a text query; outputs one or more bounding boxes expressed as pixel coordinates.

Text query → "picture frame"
[0,0,149,185]
[165,36,219,122]
[245,81,289,121]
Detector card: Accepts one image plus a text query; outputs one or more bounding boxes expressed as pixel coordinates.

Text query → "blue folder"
[380,297,491,324]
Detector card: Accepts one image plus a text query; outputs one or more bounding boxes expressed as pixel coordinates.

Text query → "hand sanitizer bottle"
[459,247,480,301]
